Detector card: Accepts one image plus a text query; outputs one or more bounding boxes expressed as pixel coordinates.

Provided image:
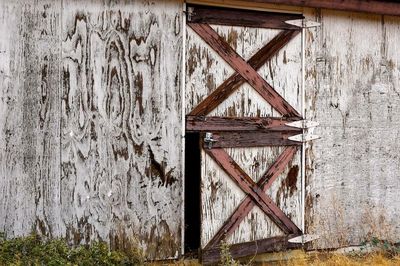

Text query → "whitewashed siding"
[305,9,400,248]
[0,0,183,259]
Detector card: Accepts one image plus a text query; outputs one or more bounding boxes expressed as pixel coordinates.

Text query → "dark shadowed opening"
[184,133,201,254]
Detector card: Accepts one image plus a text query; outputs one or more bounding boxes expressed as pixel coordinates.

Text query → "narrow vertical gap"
[184,132,201,254]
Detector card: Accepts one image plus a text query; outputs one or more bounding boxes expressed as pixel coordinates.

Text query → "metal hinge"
[285,19,321,28]
[186,7,195,22]
[288,234,319,244]
[288,133,320,143]
[204,132,217,149]
[285,120,319,129]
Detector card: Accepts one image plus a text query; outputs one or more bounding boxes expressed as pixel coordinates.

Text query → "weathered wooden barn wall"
[0,0,183,259]
[304,9,400,248]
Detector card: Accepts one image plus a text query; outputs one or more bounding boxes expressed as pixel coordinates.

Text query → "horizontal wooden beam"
[187,4,304,29]
[250,0,400,16]
[186,116,301,132]
[202,131,301,148]
[202,234,301,265]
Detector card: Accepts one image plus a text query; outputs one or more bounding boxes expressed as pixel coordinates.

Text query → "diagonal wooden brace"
[205,146,301,248]
[189,29,300,116]
[188,23,301,118]
[205,148,302,238]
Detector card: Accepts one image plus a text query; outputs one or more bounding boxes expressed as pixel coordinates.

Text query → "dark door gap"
[184,133,201,254]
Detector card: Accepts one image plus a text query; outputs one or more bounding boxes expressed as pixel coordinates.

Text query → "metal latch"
[186,7,195,22]
[288,234,319,244]
[285,120,319,129]
[204,132,217,149]
[288,133,320,143]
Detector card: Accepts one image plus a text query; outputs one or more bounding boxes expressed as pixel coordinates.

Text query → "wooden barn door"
[185,5,305,264]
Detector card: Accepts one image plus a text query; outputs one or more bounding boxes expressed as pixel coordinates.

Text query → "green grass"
[0,233,144,266]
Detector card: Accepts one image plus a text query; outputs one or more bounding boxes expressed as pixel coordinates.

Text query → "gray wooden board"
[0,0,62,239]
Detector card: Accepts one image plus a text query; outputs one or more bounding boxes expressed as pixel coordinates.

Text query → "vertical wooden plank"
[61,0,183,259]
[0,0,62,237]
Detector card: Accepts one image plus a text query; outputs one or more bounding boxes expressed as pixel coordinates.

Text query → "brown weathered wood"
[203,131,301,148]
[206,148,301,235]
[186,116,301,132]
[187,4,303,29]
[250,0,400,16]
[205,147,299,248]
[188,23,301,117]
[202,234,301,265]
[189,29,300,116]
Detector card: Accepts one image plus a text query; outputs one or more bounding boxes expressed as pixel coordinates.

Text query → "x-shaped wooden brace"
[204,146,302,249]
[188,23,301,118]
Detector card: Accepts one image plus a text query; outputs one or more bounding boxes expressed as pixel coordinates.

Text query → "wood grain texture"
[61,0,183,259]
[304,9,400,249]
[0,0,62,238]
